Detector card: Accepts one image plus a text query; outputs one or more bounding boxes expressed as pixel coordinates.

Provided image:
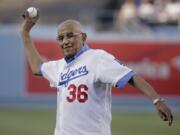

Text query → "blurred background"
[0,0,180,135]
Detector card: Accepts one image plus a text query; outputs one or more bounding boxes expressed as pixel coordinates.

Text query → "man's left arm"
[128,75,173,126]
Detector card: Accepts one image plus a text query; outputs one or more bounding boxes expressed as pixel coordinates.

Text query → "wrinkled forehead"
[57,21,82,35]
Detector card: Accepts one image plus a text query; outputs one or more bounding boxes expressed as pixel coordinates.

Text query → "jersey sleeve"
[96,50,135,88]
[40,60,59,88]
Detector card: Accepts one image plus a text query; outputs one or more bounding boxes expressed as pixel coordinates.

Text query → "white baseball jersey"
[41,45,134,135]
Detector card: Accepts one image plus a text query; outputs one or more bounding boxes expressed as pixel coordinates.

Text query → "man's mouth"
[64,46,72,49]
[63,46,73,52]
[63,44,73,49]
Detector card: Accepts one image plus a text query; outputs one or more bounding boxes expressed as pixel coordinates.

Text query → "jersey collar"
[64,43,89,63]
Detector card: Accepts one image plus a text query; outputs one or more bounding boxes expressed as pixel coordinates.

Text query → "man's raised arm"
[20,10,44,75]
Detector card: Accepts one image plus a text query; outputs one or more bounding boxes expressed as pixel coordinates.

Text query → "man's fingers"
[164,108,173,126]
[159,109,173,126]
[21,11,28,19]
[36,8,40,18]
[22,11,26,19]
[22,13,25,19]
[159,111,167,121]
[156,101,173,126]
[22,10,39,20]
[168,113,173,126]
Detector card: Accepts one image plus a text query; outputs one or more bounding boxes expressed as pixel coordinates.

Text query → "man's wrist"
[21,28,30,35]
[153,98,165,105]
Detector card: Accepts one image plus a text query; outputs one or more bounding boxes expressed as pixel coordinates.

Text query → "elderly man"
[21,10,173,135]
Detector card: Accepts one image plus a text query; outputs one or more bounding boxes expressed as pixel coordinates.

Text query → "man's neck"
[64,44,89,63]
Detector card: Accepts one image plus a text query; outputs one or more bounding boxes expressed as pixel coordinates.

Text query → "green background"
[0,109,179,135]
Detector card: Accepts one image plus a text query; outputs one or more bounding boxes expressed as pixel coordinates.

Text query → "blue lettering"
[59,66,88,86]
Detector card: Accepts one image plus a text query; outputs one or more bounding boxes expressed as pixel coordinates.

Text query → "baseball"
[27,7,38,18]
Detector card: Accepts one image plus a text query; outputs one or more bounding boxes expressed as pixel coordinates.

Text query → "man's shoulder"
[88,48,110,57]
[88,48,115,62]
[43,58,64,66]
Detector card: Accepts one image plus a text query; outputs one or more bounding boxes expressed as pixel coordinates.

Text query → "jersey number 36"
[66,84,88,103]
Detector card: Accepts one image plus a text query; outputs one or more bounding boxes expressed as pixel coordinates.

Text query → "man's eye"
[58,36,64,41]
[66,33,74,38]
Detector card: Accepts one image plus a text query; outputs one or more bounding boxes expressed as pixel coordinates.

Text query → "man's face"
[57,22,84,57]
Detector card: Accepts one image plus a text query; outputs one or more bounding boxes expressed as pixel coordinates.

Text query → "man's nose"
[62,37,69,45]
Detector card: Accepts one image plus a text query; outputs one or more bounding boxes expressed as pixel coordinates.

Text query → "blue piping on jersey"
[116,71,135,88]
[38,43,89,75]
[38,64,43,76]
[64,43,89,63]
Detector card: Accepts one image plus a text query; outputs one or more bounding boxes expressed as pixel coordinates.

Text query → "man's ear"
[82,33,87,41]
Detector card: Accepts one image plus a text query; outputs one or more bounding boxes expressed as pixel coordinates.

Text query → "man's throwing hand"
[21,7,39,32]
